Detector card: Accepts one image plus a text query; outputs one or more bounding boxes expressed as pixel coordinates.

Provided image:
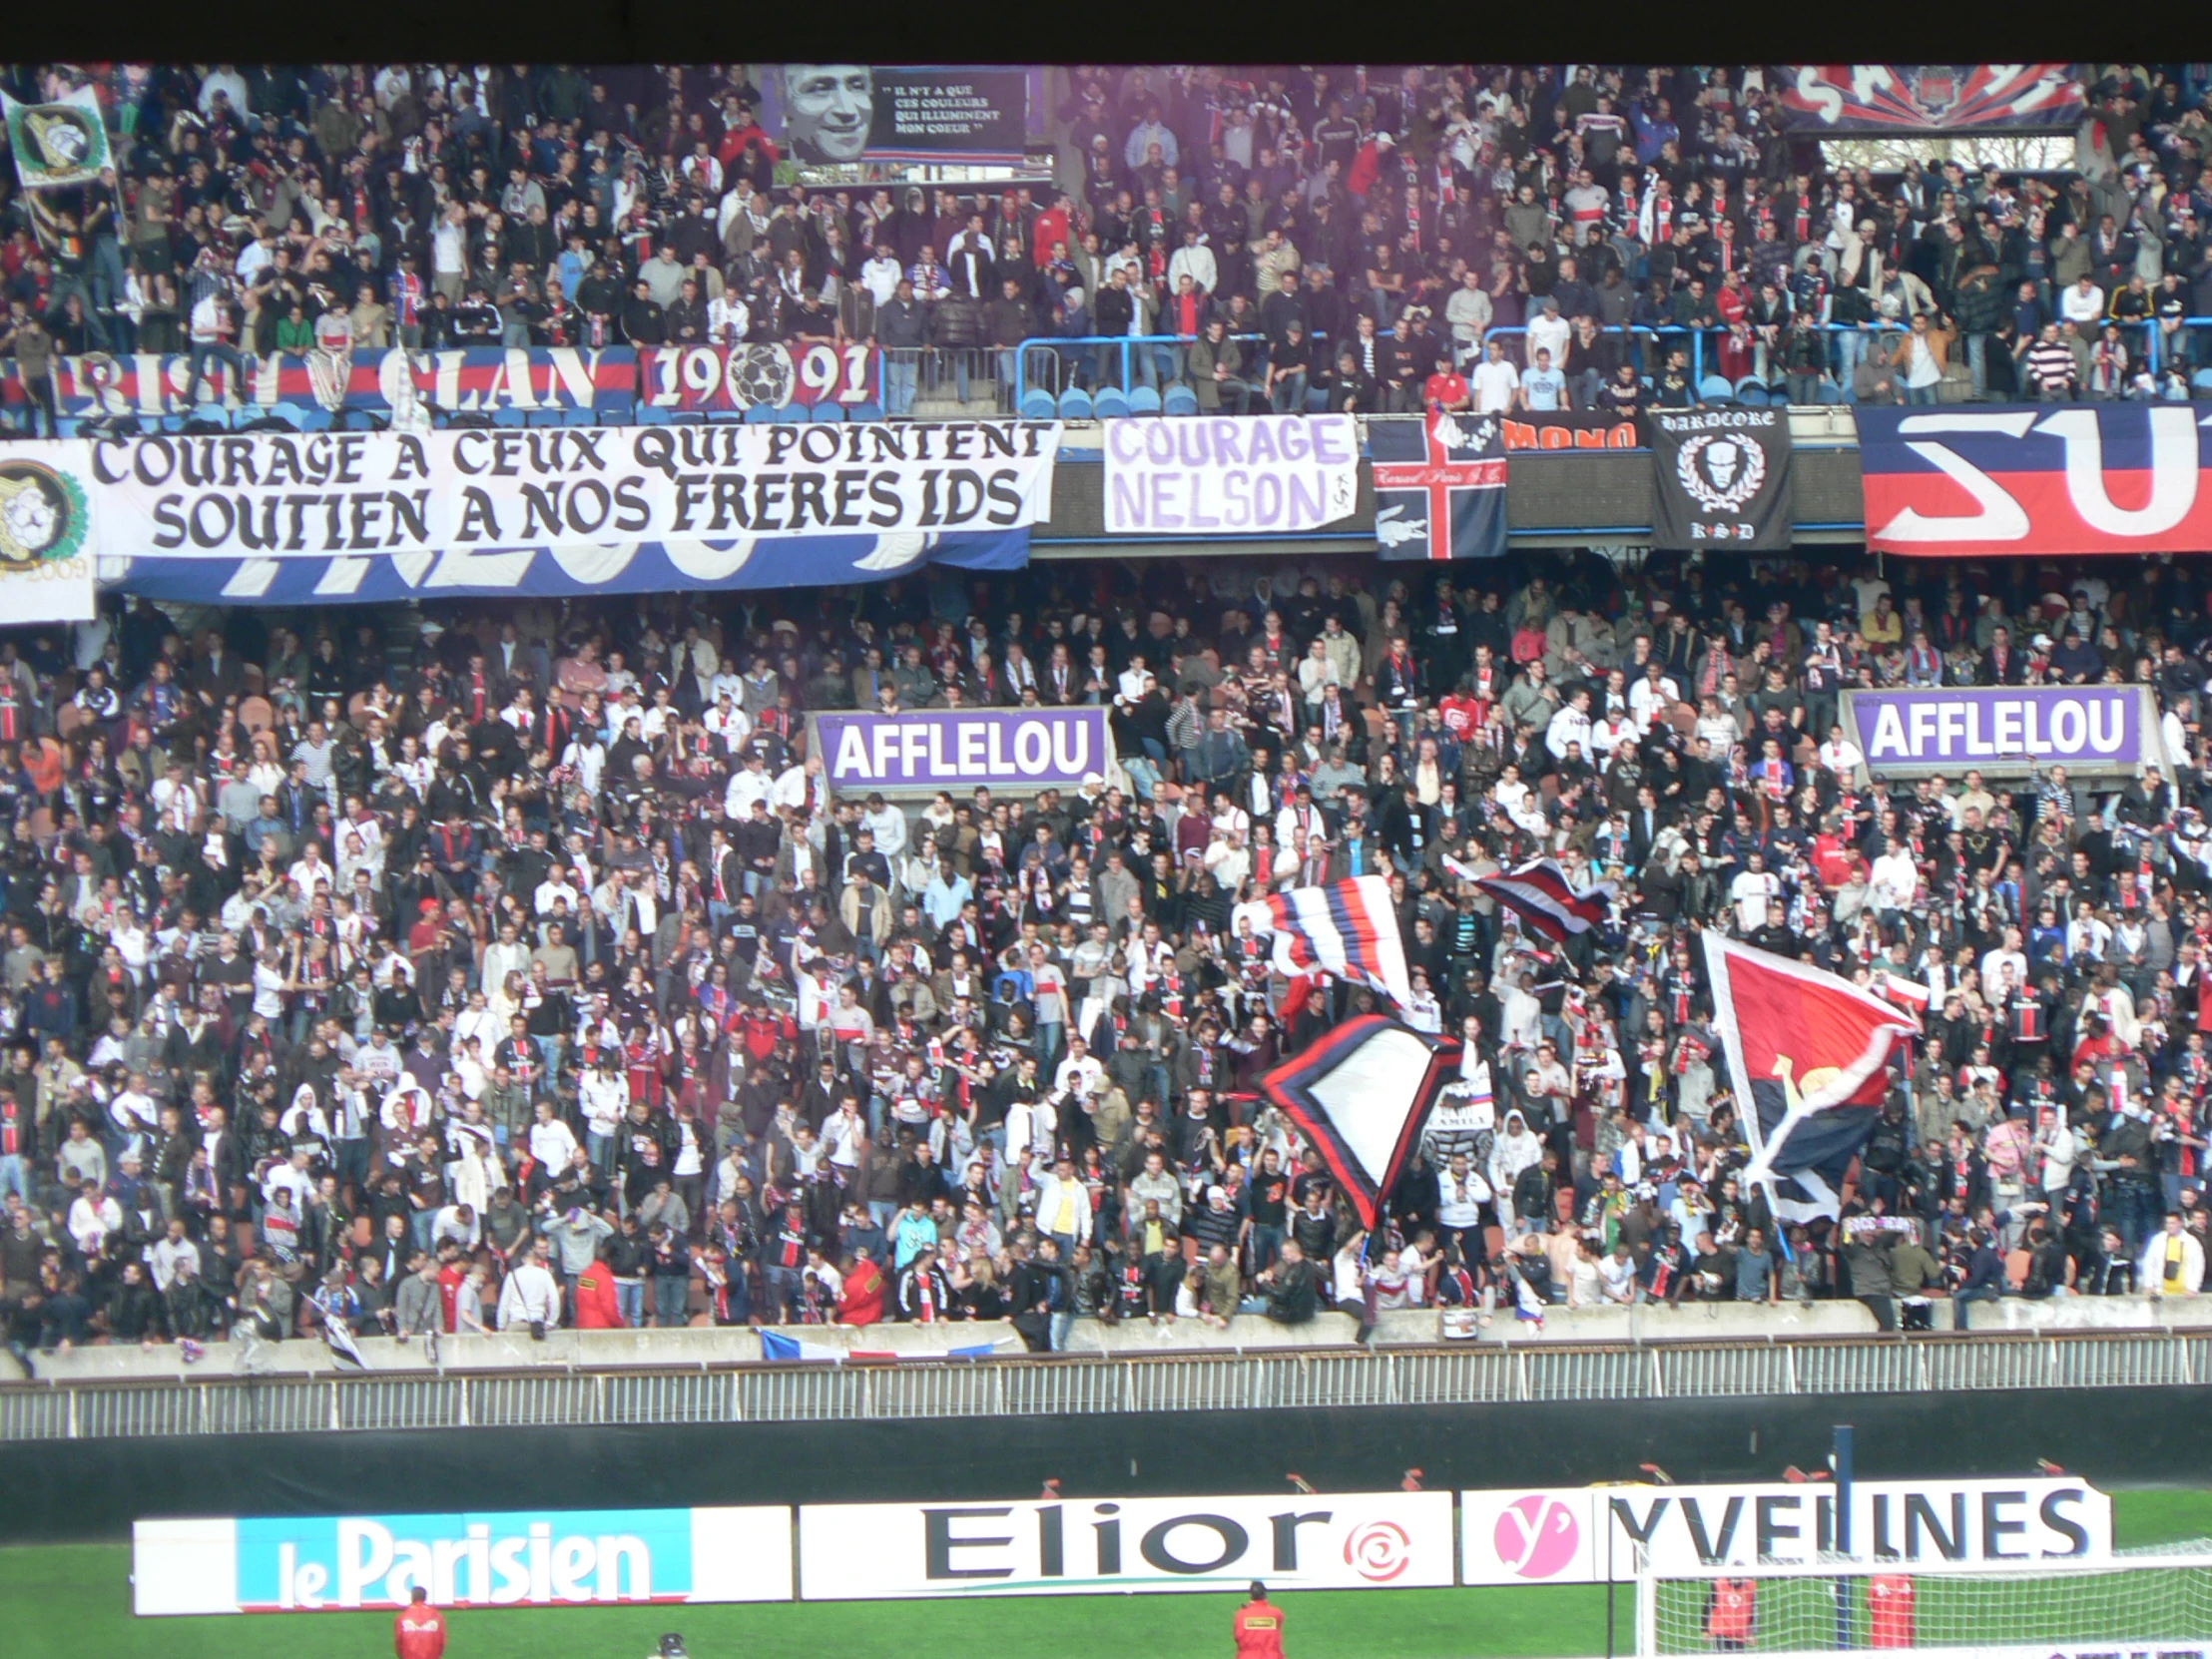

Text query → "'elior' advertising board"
[797,1492,1456,1598]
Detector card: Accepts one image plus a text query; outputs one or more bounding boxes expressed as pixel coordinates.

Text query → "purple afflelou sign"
[813,707,1111,795]
[1846,686,2148,771]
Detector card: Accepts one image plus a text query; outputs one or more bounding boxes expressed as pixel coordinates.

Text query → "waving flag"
[1231,874,1412,1008]
[1261,1015,1458,1229]
[1702,935,1922,1222]
[1475,858,1615,941]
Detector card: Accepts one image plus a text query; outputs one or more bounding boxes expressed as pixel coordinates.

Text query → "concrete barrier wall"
[12,1295,2211,1382]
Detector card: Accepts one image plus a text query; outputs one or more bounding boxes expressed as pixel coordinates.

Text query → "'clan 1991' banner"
[14,420,1059,559]
[1650,407,1794,550]
[1857,405,2212,558]
[1102,414,1359,535]
[3,86,112,189]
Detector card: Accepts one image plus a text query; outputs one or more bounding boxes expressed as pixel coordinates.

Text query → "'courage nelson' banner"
[1858,404,2212,557]
[8,419,1060,559]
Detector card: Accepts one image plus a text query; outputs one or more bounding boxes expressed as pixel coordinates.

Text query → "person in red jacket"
[1869,1573,1917,1648]
[394,1586,446,1659]
[1233,1580,1285,1659]
[837,1247,886,1326]
[573,1252,625,1329]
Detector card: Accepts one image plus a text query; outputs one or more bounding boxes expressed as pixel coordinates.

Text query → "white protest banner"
[0,443,98,622]
[64,419,1060,559]
[799,1491,1454,1598]
[1461,1476,2112,1585]
[1102,414,1359,535]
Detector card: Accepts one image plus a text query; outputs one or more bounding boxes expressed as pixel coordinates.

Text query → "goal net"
[1636,1544,2212,1659]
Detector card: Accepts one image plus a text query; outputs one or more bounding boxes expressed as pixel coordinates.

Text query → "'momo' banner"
[133,1508,791,1614]
[1461,1476,2111,1585]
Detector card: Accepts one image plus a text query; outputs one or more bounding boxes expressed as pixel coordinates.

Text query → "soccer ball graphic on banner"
[725,345,798,409]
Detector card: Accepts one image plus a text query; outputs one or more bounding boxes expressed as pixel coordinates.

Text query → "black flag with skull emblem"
[1650,407,1794,551]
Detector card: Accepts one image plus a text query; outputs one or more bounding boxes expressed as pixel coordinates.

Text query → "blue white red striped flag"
[1232,875,1412,1009]
[1475,858,1614,941]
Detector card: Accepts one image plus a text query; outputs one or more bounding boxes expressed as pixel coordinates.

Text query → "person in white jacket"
[497,1241,563,1332]
[2142,1213,2207,1298]
[1029,1154,1093,1253]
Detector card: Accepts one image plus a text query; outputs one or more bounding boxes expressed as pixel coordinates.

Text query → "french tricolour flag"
[1475,858,1614,942]
[759,1331,1009,1363]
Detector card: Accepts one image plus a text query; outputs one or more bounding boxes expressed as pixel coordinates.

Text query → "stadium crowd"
[1,544,2212,1362]
[4,62,2212,428]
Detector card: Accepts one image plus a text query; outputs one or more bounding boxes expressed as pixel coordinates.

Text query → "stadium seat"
[1162,383,1200,416]
[491,406,527,427]
[1818,378,1846,405]
[1735,378,1769,405]
[810,401,846,421]
[634,404,673,424]
[524,407,562,426]
[1092,386,1131,420]
[267,403,306,431]
[294,406,333,431]
[667,410,707,423]
[2193,369,2212,395]
[562,406,597,426]
[1128,385,1162,415]
[773,404,811,422]
[1057,387,1093,421]
[743,403,780,423]
[847,402,884,422]
[1018,388,1057,420]
[190,403,232,429]
[1698,375,1734,403]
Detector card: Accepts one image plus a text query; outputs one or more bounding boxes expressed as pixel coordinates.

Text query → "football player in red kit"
[1234,1580,1286,1659]
[394,1585,447,1659]
[1869,1572,1917,1648]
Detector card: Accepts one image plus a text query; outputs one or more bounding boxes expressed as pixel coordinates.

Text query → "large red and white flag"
[1475,858,1614,941]
[1232,874,1412,1009]
[1702,934,1922,1221]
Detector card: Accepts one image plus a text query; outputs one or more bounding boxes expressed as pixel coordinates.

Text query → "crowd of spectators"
[3,544,2212,1363]
[5,63,2212,431]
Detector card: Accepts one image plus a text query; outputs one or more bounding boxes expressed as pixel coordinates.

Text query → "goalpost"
[1633,1544,2212,1659]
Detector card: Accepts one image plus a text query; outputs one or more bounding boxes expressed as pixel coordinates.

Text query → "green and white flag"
[3,85,112,190]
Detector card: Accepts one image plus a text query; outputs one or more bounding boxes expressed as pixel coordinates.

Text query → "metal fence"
[5,1330,2208,1442]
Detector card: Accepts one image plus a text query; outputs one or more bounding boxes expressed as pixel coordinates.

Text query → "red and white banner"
[1857,405,2212,558]
[1777,66,2083,133]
